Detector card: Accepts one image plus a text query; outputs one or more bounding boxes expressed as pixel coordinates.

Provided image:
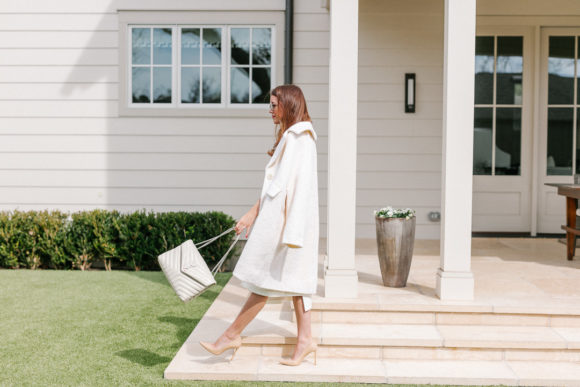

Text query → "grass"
[0,269,511,387]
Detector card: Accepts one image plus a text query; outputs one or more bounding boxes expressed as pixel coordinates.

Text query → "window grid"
[131,27,174,105]
[474,35,524,176]
[129,24,272,108]
[177,27,225,107]
[546,35,579,176]
[228,26,273,105]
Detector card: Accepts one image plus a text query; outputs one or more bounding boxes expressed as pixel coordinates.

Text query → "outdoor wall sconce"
[405,73,415,113]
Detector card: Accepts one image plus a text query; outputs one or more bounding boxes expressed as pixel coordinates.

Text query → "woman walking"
[200,84,319,366]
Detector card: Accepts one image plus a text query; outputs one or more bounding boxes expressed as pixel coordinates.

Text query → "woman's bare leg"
[291,296,312,360]
[212,292,268,347]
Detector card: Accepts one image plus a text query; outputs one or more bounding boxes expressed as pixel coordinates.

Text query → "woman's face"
[269,95,281,125]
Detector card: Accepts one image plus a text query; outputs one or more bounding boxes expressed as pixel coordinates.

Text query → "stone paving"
[165,237,580,385]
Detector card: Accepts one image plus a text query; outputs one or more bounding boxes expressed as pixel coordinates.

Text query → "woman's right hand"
[235,201,259,237]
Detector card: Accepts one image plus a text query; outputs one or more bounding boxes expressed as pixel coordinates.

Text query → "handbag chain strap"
[194,226,242,276]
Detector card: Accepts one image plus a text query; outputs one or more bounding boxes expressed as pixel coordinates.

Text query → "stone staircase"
[164,247,580,385]
[164,282,580,385]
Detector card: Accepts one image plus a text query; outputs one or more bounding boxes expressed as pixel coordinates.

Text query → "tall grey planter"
[375,216,416,287]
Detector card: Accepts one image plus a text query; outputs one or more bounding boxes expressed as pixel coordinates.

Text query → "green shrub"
[0,209,236,271]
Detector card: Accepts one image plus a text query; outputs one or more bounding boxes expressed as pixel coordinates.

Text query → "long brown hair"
[267,85,312,156]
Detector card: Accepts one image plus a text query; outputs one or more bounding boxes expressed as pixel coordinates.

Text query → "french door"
[472,28,533,232]
[537,28,580,233]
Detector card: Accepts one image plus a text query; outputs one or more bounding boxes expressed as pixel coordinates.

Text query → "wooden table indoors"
[546,184,580,260]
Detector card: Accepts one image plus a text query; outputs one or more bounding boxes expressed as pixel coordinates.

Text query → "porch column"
[324,0,359,298]
[437,0,476,300]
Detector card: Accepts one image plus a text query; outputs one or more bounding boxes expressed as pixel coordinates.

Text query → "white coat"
[233,121,319,295]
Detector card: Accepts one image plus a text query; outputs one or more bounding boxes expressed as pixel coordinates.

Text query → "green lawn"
[0,270,509,387]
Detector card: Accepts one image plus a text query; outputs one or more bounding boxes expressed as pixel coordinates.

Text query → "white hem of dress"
[240,281,312,312]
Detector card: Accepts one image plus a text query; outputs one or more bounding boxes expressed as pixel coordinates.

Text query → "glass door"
[538,28,580,233]
[472,28,533,232]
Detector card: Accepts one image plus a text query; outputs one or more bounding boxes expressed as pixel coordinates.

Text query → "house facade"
[0,0,578,300]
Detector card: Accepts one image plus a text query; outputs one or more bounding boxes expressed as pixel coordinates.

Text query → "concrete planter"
[375,216,416,287]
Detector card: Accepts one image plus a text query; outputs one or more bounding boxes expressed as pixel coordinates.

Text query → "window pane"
[495,108,521,175]
[577,108,580,174]
[475,36,494,105]
[153,67,171,103]
[181,28,200,65]
[252,28,271,65]
[496,37,523,105]
[231,67,250,103]
[153,28,172,65]
[132,28,150,65]
[473,107,493,175]
[577,37,580,104]
[202,67,221,103]
[202,28,222,65]
[547,108,573,175]
[252,67,270,103]
[548,36,575,105]
[181,67,200,103]
[231,28,250,65]
[132,67,150,103]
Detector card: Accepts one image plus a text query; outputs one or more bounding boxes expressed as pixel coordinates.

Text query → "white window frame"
[118,11,284,117]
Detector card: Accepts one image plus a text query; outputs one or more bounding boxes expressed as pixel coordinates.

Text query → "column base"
[436,268,474,300]
[324,266,358,298]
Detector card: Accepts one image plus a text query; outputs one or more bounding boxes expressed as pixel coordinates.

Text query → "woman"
[200,85,319,366]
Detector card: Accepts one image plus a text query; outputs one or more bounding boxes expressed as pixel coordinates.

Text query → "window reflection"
[231,28,250,65]
[153,28,172,65]
[132,28,150,65]
[181,67,200,103]
[202,28,222,65]
[496,37,523,105]
[252,28,271,65]
[495,108,521,175]
[547,108,573,175]
[231,67,250,103]
[252,68,270,103]
[132,67,150,103]
[475,36,494,105]
[181,28,200,65]
[153,67,171,103]
[473,108,493,175]
[202,67,221,103]
[548,36,574,105]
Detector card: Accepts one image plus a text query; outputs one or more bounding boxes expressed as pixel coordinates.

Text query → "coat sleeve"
[281,133,314,249]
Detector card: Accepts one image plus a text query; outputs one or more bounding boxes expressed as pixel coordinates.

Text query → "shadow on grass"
[115,348,171,367]
[121,271,171,287]
[159,316,200,344]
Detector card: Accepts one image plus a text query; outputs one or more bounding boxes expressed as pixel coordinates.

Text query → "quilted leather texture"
[158,239,216,302]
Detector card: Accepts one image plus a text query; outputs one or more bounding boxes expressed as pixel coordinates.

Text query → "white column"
[437,0,476,300]
[324,0,359,298]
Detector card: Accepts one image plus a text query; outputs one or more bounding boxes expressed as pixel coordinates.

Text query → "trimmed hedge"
[0,210,236,271]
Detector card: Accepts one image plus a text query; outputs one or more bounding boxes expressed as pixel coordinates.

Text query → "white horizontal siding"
[0,0,446,242]
[356,0,444,239]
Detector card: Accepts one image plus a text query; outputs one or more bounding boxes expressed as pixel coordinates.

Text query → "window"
[473,36,523,176]
[128,25,274,108]
[546,36,580,176]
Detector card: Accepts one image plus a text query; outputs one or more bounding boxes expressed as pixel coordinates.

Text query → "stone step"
[235,319,580,361]
[165,354,580,386]
[298,308,580,327]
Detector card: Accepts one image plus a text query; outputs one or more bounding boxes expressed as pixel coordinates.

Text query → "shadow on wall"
[61,0,271,227]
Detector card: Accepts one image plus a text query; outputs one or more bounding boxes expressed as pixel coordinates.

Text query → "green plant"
[374,206,416,219]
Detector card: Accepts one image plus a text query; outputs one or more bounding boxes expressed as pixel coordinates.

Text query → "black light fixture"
[405,73,415,113]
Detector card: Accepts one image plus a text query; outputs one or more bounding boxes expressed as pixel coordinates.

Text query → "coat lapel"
[266,121,317,168]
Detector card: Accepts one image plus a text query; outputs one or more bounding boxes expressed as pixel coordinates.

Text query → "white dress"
[233,121,319,312]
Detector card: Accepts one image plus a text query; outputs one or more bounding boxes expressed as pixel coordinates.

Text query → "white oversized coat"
[233,121,319,295]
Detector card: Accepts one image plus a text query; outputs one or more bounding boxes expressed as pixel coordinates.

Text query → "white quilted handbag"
[158,226,241,302]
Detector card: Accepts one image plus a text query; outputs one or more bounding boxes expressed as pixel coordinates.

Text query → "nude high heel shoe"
[199,336,242,361]
[279,341,318,366]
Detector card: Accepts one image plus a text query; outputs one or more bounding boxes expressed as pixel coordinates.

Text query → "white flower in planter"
[374,206,416,219]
